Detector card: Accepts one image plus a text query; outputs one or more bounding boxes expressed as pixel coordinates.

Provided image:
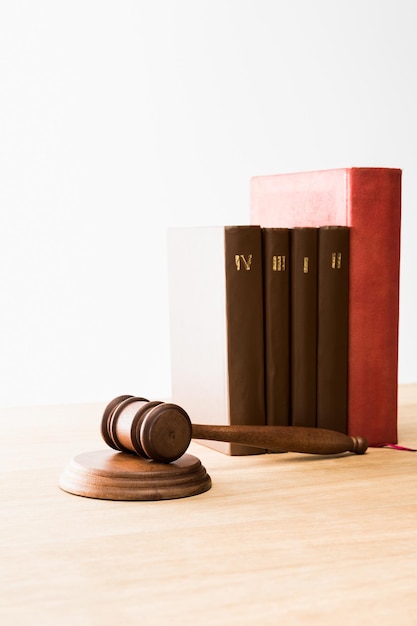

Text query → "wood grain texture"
[1,385,417,625]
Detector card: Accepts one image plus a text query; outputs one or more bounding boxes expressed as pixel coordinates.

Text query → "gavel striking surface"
[59,450,211,501]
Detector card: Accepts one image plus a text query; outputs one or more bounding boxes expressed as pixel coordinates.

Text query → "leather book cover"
[291,227,318,428]
[250,167,401,445]
[262,228,290,426]
[317,226,349,433]
[168,226,265,455]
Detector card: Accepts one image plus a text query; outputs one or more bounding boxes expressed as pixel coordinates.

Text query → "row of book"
[264,224,349,436]
[168,167,402,454]
[167,224,349,451]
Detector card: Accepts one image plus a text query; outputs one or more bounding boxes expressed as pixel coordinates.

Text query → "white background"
[0,0,416,407]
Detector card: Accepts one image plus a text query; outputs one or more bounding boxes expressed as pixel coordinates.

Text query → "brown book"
[290,227,318,427]
[317,226,350,433]
[262,228,290,426]
[167,226,265,455]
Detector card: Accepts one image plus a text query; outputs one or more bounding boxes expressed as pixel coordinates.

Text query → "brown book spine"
[291,227,318,427]
[262,228,290,426]
[317,226,350,433]
[224,226,266,454]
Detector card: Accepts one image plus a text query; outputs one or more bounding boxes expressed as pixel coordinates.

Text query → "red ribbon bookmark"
[374,443,417,452]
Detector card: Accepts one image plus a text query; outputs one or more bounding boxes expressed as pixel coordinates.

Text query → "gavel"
[101,395,368,463]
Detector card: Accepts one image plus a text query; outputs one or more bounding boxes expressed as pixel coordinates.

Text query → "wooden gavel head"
[101,395,193,463]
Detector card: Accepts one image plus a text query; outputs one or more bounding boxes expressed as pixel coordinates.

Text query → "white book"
[167,225,265,455]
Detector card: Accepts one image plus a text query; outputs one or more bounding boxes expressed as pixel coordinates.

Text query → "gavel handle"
[191,424,368,455]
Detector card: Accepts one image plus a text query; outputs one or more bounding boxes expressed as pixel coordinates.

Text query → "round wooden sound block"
[59,449,212,501]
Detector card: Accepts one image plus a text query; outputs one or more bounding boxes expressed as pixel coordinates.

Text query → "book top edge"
[167,225,260,232]
[250,167,402,182]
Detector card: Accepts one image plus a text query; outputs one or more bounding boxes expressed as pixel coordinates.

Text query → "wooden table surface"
[1,385,417,625]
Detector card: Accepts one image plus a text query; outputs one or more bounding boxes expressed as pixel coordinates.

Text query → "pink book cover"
[250,167,401,446]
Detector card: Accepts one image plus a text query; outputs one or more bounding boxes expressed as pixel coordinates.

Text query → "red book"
[250,167,401,446]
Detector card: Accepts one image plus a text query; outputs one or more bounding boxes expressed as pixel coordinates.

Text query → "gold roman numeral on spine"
[331,252,342,269]
[272,255,286,271]
[235,254,253,271]
[303,257,309,273]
